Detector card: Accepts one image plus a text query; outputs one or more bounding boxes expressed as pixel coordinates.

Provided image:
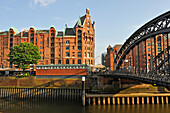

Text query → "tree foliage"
[7,42,41,71]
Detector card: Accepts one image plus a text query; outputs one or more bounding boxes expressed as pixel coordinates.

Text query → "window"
[84,52,86,57]
[78,52,81,57]
[72,46,74,50]
[51,33,55,37]
[78,46,81,50]
[78,59,81,64]
[91,60,93,64]
[30,33,34,44]
[51,38,54,42]
[78,40,82,45]
[87,52,90,58]
[72,52,75,57]
[66,59,69,64]
[59,48,60,52]
[51,48,54,53]
[73,60,75,64]
[59,42,61,46]
[59,54,61,57]
[78,30,82,36]
[51,43,54,47]
[66,46,69,50]
[66,52,70,57]
[58,60,61,64]
[66,40,70,44]
[51,54,54,58]
[51,59,54,64]
[148,48,150,51]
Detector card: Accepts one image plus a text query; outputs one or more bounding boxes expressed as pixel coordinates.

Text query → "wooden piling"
[137,97,139,104]
[108,97,110,105]
[127,97,130,104]
[142,97,144,104]
[157,97,159,104]
[122,97,125,104]
[112,97,115,105]
[132,97,134,104]
[166,96,168,104]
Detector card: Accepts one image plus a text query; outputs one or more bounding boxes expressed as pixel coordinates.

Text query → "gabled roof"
[74,15,86,28]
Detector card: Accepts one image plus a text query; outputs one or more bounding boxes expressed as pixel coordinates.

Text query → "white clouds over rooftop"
[30,0,57,7]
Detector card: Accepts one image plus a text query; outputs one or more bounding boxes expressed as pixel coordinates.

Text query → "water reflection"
[86,104,170,113]
[0,99,170,113]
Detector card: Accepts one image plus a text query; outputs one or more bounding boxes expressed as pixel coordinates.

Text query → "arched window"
[51,32,55,37]
[78,30,82,36]
[10,33,13,48]
[66,59,69,64]
[78,59,81,64]
[58,60,61,64]
[30,32,34,44]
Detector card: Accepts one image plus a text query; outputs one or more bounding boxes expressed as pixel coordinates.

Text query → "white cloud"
[0,6,11,10]
[54,17,63,20]
[30,0,57,8]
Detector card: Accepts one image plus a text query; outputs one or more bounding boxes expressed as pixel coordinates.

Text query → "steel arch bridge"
[110,11,170,87]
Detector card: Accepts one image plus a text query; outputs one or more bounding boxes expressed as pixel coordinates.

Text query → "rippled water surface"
[0,100,170,113]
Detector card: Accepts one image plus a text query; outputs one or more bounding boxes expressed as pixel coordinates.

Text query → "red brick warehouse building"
[0,8,95,70]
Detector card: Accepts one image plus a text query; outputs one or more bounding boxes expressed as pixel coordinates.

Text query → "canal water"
[0,100,170,113]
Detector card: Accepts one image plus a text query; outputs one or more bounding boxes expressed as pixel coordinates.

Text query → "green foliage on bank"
[7,42,41,71]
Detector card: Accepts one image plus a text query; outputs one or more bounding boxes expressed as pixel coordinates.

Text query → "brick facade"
[0,9,95,70]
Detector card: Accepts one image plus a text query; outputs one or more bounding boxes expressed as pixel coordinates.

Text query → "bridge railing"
[111,68,170,85]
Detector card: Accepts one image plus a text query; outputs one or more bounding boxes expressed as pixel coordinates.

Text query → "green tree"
[7,42,41,71]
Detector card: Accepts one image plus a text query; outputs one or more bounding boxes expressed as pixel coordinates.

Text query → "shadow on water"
[0,99,170,113]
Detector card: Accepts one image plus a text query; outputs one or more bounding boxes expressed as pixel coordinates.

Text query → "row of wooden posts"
[1,87,170,105]
[0,87,90,102]
[86,95,170,105]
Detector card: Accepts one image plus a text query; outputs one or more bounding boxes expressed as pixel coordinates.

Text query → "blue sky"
[0,0,170,64]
